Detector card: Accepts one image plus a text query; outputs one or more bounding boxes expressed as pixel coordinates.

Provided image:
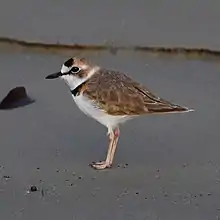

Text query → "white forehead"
[61,65,71,74]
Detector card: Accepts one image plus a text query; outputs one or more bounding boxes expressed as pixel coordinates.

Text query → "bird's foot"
[89,161,112,170]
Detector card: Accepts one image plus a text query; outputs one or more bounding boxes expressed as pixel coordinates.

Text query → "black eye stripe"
[60,66,80,76]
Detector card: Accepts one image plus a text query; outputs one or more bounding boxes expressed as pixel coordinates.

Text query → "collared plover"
[45,57,193,170]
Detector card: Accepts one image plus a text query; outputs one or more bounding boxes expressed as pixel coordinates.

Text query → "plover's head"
[45,57,100,89]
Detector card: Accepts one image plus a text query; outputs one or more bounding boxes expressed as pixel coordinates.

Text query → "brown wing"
[82,69,189,116]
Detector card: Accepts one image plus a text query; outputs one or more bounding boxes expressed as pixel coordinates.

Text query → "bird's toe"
[89,161,112,170]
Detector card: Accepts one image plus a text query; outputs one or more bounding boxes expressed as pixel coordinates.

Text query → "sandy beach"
[0,48,219,219]
[1,1,220,219]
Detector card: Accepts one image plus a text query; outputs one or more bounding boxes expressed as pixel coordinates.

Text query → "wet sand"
[0,49,220,220]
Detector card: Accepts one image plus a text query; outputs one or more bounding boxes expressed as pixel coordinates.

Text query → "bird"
[45,57,193,170]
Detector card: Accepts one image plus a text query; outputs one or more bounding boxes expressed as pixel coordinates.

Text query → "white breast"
[72,94,130,129]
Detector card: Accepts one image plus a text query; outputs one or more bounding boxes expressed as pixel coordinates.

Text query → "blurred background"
[1,0,220,49]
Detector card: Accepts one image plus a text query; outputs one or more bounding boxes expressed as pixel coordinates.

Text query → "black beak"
[45,72,62,79]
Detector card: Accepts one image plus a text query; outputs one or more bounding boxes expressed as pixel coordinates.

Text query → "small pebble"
[78,176,82,180]
[30,186,38,192]
[117,164,129,168]
[207,192,212,196]
[3,175,11,180]
[123,189,128,194]
[25,186,38,193]
[19,208,25,213]
[182,163,188,168]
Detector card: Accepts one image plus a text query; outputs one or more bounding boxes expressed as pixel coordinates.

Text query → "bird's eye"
[71,66,80,73]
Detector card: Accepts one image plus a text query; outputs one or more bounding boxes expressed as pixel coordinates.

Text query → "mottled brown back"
[82,69,188,116]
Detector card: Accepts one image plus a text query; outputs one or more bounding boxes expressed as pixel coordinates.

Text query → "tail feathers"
[148,104,194,114]
[170,105,194,113]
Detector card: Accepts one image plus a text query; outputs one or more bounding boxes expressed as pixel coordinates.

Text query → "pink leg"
[109,127,120,165]
[90,127,120,170]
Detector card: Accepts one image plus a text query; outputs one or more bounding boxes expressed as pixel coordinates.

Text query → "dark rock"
[0,86,34,110]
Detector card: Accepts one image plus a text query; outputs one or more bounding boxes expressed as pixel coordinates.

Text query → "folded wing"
[83,69,190,116]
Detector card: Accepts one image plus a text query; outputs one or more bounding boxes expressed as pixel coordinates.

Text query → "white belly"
[72,94,130,128]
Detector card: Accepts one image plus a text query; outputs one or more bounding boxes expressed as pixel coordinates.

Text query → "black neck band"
[70,82,85,96]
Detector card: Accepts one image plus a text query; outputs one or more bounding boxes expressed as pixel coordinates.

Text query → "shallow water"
[0,48,220,220]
